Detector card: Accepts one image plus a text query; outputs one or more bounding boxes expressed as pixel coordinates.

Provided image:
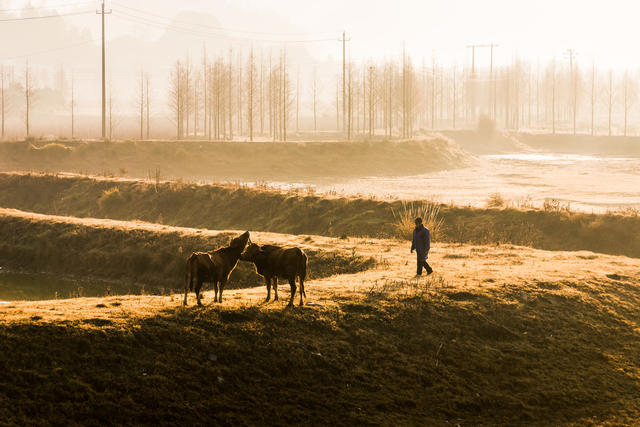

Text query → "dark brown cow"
[184,231,250,306]
[241,243,307,307]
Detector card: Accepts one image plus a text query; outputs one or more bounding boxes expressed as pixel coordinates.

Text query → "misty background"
[1,0,640,139]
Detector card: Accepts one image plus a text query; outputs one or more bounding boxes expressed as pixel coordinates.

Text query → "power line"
[113,11,336,43]
[0,1,95,13]
[111,1,338,37]
[112,11,336,43]
[0,10,94,22]
[0,39,95,61]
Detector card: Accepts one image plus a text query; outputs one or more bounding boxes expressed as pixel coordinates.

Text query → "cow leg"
[299,276,305,306]
[287,277,296,307]
[273,277,279,301]
[265,276,271,302]
[183,274,190,306]
[218,279,226,303]
[195,279,203,306]
[212,280,219,303]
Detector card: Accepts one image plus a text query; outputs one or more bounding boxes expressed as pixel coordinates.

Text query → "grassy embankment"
[0,137,473,182]
[0,209,375,297]
[1,172,639,258]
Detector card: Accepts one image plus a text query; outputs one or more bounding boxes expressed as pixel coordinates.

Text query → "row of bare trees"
[169,47,296,141]
[2,50,640,140]
[165,47,640,141]
[336,56,640,138]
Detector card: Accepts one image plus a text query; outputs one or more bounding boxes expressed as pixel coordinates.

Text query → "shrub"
[391,200,444,241]
[486,192,506,208]
[98,187,124,211]
[543,198,571,213]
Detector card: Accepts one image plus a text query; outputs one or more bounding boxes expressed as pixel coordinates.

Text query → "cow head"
[240,243,261,261]
[230,231,251,250]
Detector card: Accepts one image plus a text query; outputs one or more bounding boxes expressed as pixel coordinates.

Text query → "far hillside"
[0,138,474,182]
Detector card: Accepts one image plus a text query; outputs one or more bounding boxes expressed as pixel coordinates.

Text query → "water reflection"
[0,271,166,301]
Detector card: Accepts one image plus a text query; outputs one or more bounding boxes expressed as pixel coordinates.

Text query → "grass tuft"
[391,200,444,241]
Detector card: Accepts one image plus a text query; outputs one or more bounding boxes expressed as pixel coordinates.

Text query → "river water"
[0,271,163,301]
[312,153,640,213]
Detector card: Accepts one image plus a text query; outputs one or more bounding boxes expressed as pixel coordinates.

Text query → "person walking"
[411,217,433,276]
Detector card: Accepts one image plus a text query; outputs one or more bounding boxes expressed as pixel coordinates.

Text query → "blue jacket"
[411,225,430,257]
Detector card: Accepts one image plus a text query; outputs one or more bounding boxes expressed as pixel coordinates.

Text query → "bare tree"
[591,60,596,136]
[347,59,352,140]
[312,66,317,132]
[369,64,375,138]
[335,73,339,132]
[184,55,192,138]
[71,69,75,139]
[109,78,113,140]
[608,69,613,136]
[146,74,150,139]
[169,60,184,139]
[138,69,144,140]
[248,47,255,141]
[228,48,233,140]
[260,51,264,135]
[452,64,457,129]
[24,61,33,138]
[202,44,207,140]
[194,73,200,137]
[622,71,636,136]
[296,66,300,133]
[237,50,243,136]
[1,64,5,140]
[551,59,556,134]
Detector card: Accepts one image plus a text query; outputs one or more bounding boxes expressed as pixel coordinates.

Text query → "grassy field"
[1,172,639,258]
[1,222,639,424]
[0,137,473,182]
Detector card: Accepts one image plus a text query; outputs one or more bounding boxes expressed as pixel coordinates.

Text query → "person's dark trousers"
[416,252,433,275]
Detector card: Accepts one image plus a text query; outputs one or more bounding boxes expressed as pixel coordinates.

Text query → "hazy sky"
[2,0,640,68]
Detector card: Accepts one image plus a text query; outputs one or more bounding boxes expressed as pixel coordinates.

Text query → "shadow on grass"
[1,279,640,425]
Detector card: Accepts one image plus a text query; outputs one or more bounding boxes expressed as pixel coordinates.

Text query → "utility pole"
[97,1,111,140]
